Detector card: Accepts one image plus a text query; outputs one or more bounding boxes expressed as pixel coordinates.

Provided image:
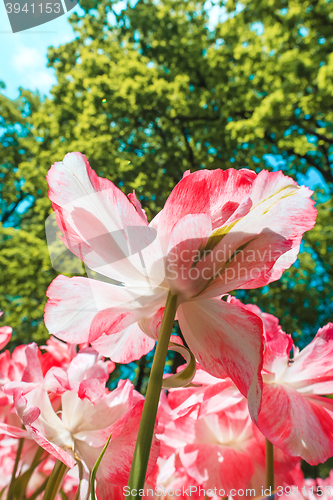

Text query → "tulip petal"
[190,228,292,299]
[43,367,70,393]
[180,443,254,493]
[167,378,243,419]
[76,401,160,491]
[10,387,76,468]
[128,190,148,224]
[0,423,30,438]
[157,168,256,251]
[138,307,165,341]
[21,343,44,384]
[229,170,317,287]
[0,326,12,351]
[283,323,333,394]
[177,298,263,420]
[158,169,315,294]
[91,323,155,363]
[258,384,333,465]
[47,152,163,286]
[45,275,167,345]
[165,213,212,298]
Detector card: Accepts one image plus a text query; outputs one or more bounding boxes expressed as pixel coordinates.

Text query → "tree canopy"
[0,0,332,347]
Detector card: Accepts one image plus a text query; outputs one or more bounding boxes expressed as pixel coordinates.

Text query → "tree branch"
[1,192,25,225]
[264,132,333,187]
[294,151,333,187]
[175,114,221,123]
[181,126,197,169]
[303,128,333,145]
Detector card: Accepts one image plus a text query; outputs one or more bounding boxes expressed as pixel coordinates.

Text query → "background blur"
[1,0,333,438]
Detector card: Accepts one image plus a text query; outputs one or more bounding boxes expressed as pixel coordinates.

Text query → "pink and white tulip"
[258,322,333,464]
[3,343,160,497]
[45,153,316,418]
[230,298,333,464]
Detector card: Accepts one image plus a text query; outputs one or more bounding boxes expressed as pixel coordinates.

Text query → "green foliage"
[0,0,332,346]
[0,226,52,345]
[0,85,37,228]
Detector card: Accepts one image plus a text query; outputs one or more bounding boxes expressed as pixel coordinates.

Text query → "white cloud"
[10,45,56,94]
[13,46,45,70]
[26,69,56,94]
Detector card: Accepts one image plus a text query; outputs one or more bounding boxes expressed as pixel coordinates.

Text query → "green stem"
[127,291,178,499]
[43,460,68,500]
[16,446,46,500]
[266,438,274,495]
[30,445,45,469]
[7,437,24,499]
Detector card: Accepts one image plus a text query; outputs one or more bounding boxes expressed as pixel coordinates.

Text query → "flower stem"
[127,291,178,498]
[7,437,24,499]
[43,460,68,500]
[266,438,274,496]
[16,445,46,500]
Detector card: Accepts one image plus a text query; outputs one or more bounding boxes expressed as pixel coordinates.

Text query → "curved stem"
[266,438,274,496]
[43,460,68,500]
[127,292,178,498]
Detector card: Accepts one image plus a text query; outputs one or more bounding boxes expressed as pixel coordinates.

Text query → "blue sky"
[0,2,83,100]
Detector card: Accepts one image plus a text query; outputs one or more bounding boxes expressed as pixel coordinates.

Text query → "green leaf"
[90,434,112,500]
[162,342,196,389]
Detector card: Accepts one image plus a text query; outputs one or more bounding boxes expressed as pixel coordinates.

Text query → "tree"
[0,0,332,347]
[0,84,38,228]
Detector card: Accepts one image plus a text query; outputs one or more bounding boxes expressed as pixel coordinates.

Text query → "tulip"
[3,343,160,498]
[229,298,333,465]
[45,153,316,417]
[258,321,333,465]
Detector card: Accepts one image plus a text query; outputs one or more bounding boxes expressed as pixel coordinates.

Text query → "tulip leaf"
[162,342,196,389]
[90,434,112,500]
